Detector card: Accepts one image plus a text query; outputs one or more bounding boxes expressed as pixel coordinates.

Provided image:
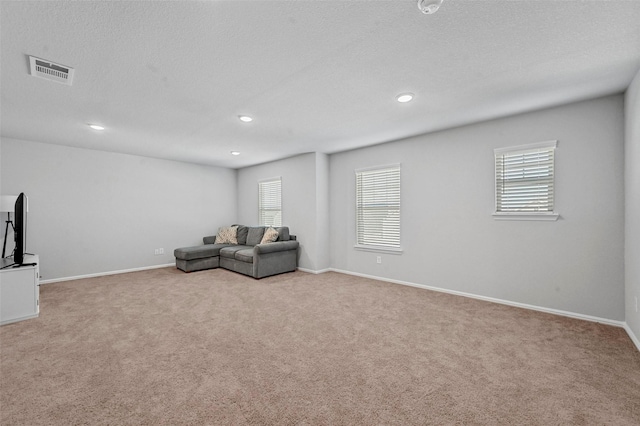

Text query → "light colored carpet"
[1,268,639,425]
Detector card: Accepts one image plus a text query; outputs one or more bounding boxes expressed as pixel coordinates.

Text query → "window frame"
[354,164,402,254]
[258,177,282,227]
[493,140,559,221]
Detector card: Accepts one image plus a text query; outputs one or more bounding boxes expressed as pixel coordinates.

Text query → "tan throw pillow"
[260,227,279,244]
[215,226,238,244]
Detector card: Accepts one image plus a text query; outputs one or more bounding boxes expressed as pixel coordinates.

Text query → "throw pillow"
[260,227,279,244]
[214,226,238,244]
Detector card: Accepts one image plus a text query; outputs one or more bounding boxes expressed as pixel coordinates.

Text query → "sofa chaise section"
[174,244,229,273]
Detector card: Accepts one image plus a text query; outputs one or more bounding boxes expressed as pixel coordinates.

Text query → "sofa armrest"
[203,236,217,244]
[254,240,299,254]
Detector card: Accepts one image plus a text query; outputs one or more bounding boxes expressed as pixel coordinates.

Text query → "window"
[258,178,282,227]
[494,140,558,221]
[355,164,401,251]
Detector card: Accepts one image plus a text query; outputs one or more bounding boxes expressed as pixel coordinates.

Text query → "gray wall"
[625,69,640,339]
[0,138,237,281]
[237,152,329,272]
[329,95,625,321]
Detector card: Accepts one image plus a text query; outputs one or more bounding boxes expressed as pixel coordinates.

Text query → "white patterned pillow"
[215,226,238,244]
[260,227,279,244]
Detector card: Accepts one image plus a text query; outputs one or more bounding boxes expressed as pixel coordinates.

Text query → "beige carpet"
[1,268,639,425]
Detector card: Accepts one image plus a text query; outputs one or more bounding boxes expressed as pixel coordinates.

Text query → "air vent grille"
[29,56,74,86]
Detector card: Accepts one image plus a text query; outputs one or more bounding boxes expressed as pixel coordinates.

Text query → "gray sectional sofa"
[174,225,299,279]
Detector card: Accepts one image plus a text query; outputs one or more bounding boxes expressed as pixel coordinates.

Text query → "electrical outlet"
[159,248,164,255]
[154,249,159,255]
[636,296,638,313]
[376,256,382,264]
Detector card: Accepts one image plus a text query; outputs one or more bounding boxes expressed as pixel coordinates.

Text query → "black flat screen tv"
[14,193,27,265]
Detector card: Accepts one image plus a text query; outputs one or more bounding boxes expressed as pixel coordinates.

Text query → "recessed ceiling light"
[396,93,414,103]
[238,115,253,123]
[417,0,444,14]
[231,151,241,156]
[88,124,105,130]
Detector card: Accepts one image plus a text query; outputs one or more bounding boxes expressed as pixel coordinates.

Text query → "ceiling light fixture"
[88,124,105,130]
[396,93,414,103]
[238,115,253,123]
[231,151,241,156]
[417,0,444,14]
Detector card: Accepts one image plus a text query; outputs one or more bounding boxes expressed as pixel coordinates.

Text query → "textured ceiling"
[2,0,640,168]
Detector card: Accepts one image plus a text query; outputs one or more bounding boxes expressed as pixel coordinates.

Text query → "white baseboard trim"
[623,323,640,352]
[1,313,39,326]
[297,267,331,275]
[40,263,176,284]
[328,268,626,329]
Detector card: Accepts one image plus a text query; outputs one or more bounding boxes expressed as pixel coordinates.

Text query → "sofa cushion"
[234,225,249,245]
[275,227,289,241]
[174,244,228,261]
[215,226,238,244]
[219,245,252,259]
[260,227,279,244]
[234,248,254,263]
[246,227,265,246]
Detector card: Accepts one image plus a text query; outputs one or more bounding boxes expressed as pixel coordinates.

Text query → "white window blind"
[258,178,282,227]
[494,140,558,220]
[355,165,401,250]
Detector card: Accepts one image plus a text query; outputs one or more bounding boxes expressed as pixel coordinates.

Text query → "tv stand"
[0,254,39,325]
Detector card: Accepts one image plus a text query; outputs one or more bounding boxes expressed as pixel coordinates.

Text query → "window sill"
[492,212,559,221]
[354,245,403,254]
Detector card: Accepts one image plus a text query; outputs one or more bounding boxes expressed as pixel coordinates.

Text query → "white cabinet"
[0,255,39,325]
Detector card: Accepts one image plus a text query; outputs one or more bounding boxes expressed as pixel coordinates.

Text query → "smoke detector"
[29,56,75,86]
[418,0,444,14]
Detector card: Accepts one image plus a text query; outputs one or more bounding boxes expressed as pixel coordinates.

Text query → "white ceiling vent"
[29,56,74,86]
